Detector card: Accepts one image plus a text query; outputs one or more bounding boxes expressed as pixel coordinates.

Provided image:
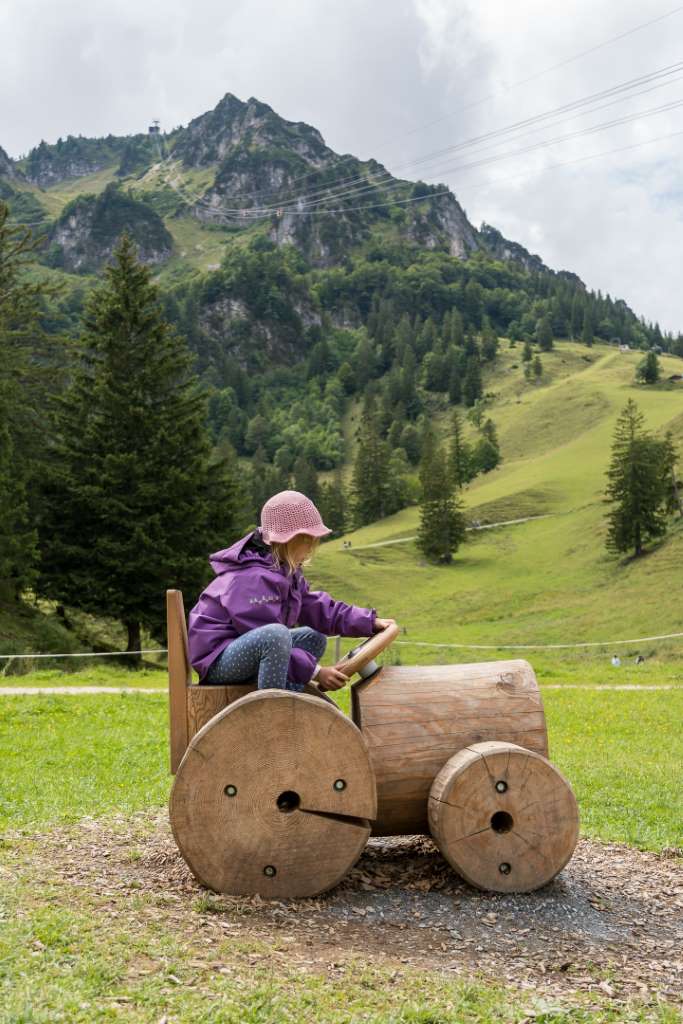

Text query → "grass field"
[1,683,681,851]
[2,339,682,1020]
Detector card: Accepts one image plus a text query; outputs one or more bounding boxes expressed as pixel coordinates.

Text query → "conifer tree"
[293,455,320,504]
[401,345,421,418]
[533,354,543,381]
[661,430,683,517]
[569,292,583,339]
[350,413,394,526]
[394,313,413,363]
[448,307,464,347]
[522,339,533,362]
[603,399,671,557]
[536,316,554,351]
[0,203,56,597]
[318,468,347,536]
[635,350,660,385]
[463,353,483,407]
[581,306,594,347]
[480,317,499,361]
[447,410,474,488]
[416,443,467,564]
[36,232,240,656]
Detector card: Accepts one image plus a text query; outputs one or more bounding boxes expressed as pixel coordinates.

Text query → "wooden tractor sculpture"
[167,591,579,899]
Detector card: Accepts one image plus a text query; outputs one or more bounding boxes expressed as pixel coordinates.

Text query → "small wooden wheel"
[428,741,579,893]
[169,690,377,898]
[334,623,400,679]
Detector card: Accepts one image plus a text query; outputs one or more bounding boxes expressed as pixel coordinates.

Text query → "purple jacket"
[187,528,377,683]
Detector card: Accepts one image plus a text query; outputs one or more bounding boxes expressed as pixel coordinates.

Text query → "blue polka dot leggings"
[202,623,327,692]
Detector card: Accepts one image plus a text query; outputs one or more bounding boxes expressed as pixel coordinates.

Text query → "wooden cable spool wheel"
[428,741,579,893]
[169,689,377,898]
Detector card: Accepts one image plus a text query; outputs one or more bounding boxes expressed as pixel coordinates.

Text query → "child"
[188,490,396,692]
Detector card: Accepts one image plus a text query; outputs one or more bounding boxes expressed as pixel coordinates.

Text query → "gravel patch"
[4,811,681,1008]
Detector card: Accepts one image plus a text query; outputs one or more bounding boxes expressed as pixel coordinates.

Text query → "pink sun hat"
[259,490,333,545]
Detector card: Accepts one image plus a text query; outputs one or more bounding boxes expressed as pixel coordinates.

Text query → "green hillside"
[307,340,683,663]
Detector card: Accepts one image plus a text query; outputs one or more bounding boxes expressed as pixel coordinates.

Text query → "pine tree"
[471,437,501,474]
[36,232,240,657]
[318,469,347,536]
[448,308,464,347]
[533,355,543,381]
[293,455,320,504]
[536,316,553,351]
[581,306,594,347]
[569,292,583,339]
[522,339,533,363]
[660,430,683,517]
[416,444,467,564]
[635,350,660,385]
[401,345,421,418]
[350,413,394,526]
[463,354,483,407]
[603,399,670,557]
[0,203,56,597]
[394,313,413,364]
[480,317,499,361]
[447,410,473,488]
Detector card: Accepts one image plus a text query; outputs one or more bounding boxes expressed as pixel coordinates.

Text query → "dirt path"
[0,684,677,695]
[8,811,681,1008]
[346,514,554,550]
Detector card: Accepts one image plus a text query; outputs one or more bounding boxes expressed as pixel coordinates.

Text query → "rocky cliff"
[46,182,173,273]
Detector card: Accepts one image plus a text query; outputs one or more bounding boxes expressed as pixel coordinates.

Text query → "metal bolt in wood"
[170,690,377,898]
[428,741,579,893]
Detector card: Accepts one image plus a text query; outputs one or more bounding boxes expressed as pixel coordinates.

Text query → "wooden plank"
[167,590,191,775]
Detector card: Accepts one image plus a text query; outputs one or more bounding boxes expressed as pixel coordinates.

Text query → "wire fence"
[2,629,683,666]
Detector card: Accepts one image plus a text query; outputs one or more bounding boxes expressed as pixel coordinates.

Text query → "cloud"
[1,0,681,332]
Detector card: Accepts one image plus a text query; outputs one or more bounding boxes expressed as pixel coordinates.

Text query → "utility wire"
[158,96,683,221]
[150,63,683,219]
[159,3,683,205]
[3,630,683,660]
[221,61,683,211]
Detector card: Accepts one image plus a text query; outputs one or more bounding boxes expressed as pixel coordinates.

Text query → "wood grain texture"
[167,590,191,774]
[333,623,401,679]
[352,660,549,836]
[186,682,336,742]
[429,741,579,893]
[169,690,377,898]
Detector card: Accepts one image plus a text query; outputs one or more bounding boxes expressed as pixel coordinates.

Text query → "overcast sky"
[2,0,682,333]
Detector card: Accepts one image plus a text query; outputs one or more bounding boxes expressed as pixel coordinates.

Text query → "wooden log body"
[429,741,579,892]
[351,659,548,836]
[170,690,376,898]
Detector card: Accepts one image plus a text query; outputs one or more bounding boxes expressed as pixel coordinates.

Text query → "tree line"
[1,205,680,659]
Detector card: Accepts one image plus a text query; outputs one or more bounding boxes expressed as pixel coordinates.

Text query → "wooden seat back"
[166,589,257,773]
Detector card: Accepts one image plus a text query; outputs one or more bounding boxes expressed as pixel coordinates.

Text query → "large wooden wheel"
[169,690,377,898]
[429,741,579,893]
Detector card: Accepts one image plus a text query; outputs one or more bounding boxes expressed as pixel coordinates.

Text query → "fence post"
[334,636,341,663]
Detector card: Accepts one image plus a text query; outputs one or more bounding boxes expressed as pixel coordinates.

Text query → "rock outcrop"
[46,182,173,273]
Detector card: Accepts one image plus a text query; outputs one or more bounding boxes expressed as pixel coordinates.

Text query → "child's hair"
[269,533,320,576]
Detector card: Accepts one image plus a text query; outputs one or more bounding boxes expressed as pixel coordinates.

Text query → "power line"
[150,62,683,219]
[159,97,683,221]
[3,628,682,661]
[159,3,683,206]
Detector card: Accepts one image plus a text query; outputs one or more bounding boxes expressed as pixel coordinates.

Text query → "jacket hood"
[209,528,278,575]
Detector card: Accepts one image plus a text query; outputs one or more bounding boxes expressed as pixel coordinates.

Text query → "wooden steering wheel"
[333,622,401,680]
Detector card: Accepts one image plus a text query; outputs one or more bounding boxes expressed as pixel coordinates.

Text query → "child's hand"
[373,617,397,632]
[316,666,350,691]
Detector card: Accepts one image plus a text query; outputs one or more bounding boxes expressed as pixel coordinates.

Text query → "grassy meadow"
[2,338,683,1021]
